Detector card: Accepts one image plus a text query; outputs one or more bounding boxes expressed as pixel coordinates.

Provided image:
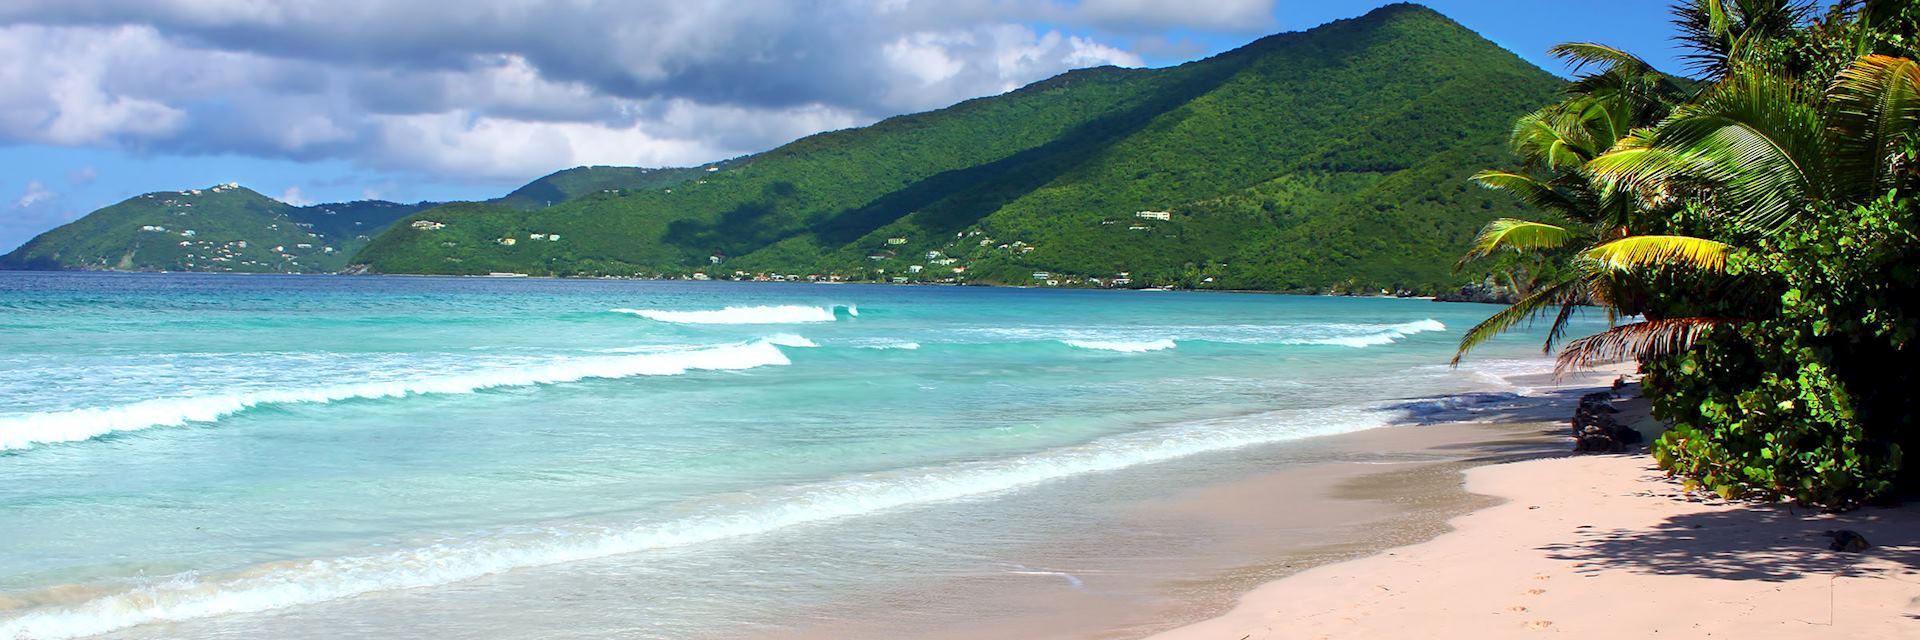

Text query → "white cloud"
[14,180,53,208]
[0,0,1258,183]
[278,186,310,206]
[2,179,78,251]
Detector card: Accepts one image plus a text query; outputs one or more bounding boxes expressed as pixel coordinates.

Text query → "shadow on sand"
[1538,503,1920,582]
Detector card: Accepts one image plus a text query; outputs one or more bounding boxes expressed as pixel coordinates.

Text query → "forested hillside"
[492,163,740,210]
[9,4,1567,292]
[0,185,432,273]
[355,4,1564,292]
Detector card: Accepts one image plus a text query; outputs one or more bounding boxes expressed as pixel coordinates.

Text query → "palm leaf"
[1471,171,1584,219]
[1452,277,1583,365]
[1458,217,1578,267]
[1827,54,1920,198]
[1549,43,1656,75]
[1555,317,1732,376]
[1586,68,1826,233]
[1509,107,1597,170]
[1585,235,1733,273]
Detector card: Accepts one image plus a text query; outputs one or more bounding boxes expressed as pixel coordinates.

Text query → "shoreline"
[1148,388,1920,638]
[0,268,1501,303]
[766,369,1623,640]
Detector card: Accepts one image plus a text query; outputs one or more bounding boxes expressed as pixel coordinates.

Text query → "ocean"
[0,271,1597,639]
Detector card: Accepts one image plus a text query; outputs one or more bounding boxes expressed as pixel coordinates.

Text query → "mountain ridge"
[5,3,1564,293]
[0,184,438,273]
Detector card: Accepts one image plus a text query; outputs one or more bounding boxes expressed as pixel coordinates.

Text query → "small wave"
[611,304,853,324]
[1061,339,1177,353]
[1285,319,1447,348]
[0,342,794,452]
[760,334,819,348]
[0,403,1393,639]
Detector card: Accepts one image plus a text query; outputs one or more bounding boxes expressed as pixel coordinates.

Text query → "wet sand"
[770,372,1622,639]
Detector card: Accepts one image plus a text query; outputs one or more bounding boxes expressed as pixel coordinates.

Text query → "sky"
[0,0,1700,252]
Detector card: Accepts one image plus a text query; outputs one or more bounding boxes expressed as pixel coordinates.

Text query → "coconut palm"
[1672,0,1818,78]
[1450,46,1706,364]
[1557,53,1920,372]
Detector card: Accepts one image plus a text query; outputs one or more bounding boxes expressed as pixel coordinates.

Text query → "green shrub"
[1647,194,1919,507]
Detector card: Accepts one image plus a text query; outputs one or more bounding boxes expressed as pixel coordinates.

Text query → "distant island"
[2,4,1560,295]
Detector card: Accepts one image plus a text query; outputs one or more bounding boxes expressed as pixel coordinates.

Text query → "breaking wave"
[1282,319,1447,347]
[0,341,799,452]
[1061,339,1178,353]
[0,401,1401,640]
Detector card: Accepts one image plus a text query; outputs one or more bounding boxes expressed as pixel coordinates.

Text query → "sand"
[768,373,1621,639]
[1150,417,1920,638]
[768,368,1918,639]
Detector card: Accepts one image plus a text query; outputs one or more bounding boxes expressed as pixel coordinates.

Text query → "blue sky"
[0,0,1699,252]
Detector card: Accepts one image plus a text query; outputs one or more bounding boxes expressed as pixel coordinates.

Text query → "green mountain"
[492,162,741,211]
[356,4,1565,293]
[0,162,741,274]
[0,185,432,273]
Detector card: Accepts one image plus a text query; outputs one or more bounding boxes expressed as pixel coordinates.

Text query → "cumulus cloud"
[0,0,1270,183]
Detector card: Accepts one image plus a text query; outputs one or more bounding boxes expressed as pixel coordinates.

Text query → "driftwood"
[1572,391,1643,453]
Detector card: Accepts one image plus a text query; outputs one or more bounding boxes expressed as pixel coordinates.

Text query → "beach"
[6,273,1912,639]
[0,273,1625,639]
[765,370,1623,639]
[1149,381,1920,640]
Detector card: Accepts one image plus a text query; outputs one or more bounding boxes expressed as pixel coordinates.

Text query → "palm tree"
[1672,0,1818,78]
[1558,53,1920,372]
[1450,45,1710,365]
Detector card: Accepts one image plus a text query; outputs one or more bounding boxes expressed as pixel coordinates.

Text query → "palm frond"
[1672,0,1817,77]
[1549,43,1657,75]
[1510,107,1598,170]
[1458,217,1579,266]
[1586,68,1826,233]
[1471,171,1585,219]
[1453,277,1582,365]
[1555,317,1733,376]
[1585,235,1733,273]
[1827,54,1920,198]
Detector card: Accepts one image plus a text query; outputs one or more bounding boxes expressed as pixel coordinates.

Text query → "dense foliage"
[356,4,1565,292]
[1460,0,1920,507]
[0,186,431,273]
[492,164,734,211]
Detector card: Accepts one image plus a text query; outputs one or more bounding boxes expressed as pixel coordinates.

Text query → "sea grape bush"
[1462,1,1920,507]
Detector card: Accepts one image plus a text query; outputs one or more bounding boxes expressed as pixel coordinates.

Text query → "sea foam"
[0,401,1405,640]
[0,341,796,452]
[612,304,854,324]
[1061,339,1177,353]
[1284,319,1447,347]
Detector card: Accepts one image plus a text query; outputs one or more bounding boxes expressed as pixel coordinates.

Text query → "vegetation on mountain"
[492,164,737,211]
[0,185,432,273]
[356,4,1566,292]
[1457,0,1920,507]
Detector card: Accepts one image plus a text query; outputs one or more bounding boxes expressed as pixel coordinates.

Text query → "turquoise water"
[0,272,1594,639]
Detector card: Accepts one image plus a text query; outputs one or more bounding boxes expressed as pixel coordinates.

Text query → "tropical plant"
[1450,45,1705,364]
[1460,1,1920,505]
[1671,0,1818,78]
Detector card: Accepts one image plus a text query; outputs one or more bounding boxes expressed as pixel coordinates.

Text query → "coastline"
[0,268,1494,302]
[1149,386,1920,638]
[764,369,1627,640]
